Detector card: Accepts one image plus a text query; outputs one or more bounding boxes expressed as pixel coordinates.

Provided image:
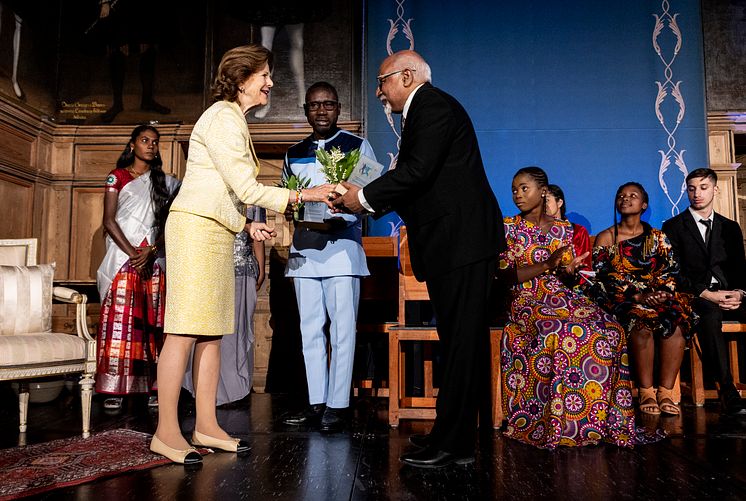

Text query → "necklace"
[127,166,146,178]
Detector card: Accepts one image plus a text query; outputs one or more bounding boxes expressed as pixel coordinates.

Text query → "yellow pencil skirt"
[163,211,236,336]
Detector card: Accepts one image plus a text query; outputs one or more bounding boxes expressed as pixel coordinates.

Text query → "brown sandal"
[638,386,661,415]
[657,386,680,415]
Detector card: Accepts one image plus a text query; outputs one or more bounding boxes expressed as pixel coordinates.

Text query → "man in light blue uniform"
[282,82,376,432]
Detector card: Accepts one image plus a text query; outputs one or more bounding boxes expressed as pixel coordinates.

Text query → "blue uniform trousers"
[294,276,360,408]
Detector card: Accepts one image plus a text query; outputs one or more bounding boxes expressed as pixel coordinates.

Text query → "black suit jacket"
[363,83,505,281]
[662,210,746,296]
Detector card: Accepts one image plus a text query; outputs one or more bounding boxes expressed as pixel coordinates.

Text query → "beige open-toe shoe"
[657,386,681,416]
[638,386,661,415]
[192,430,250,453]
[150,435,203,464]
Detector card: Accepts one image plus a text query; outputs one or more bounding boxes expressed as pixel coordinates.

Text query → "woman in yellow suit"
[150,44,334,464]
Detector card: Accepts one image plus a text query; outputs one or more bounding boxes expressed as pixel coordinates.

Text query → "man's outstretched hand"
[331,181,365,214]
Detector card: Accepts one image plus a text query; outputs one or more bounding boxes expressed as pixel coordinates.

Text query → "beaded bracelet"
[292,188,304,210]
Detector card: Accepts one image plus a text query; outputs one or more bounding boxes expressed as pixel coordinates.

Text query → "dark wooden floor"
[2,383,746,501]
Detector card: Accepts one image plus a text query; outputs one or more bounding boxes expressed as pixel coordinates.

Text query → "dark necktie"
[700,219,711,247]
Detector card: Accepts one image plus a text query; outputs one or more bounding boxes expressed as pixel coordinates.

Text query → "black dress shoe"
[319,407,346,433]
[720,386,746,416]
[400,447,475,469]
[408,433,432,449]
[283,404,326,426]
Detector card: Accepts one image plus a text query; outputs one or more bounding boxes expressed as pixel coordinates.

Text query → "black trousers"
[693,297,736,388]
[424,257,496,456]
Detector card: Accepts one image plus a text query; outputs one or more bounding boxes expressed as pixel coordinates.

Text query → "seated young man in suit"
[662,168,746,416]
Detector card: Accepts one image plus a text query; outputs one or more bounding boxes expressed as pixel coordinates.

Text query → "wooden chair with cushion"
[0,238,96,438]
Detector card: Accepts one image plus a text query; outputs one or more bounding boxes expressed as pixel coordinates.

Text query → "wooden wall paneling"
[34,134,54,174]
[708,113,745,241]
[31,179,48,260]
[70,188,105,280]
[709,130,734,165]
[713,164,742,223]
[158,140,177,177]
[707,112,746,134]
[50,137,75,176]
[74,145,122,179]
[174,141,188,178]
[154,124,191,178]
[36,181,77,333]
[40,184,73,274]
[31,131,56,259]
[0,172,34,238]
[173,141,189,179]
[737,160,746,241]
[0,123,35,168]
[157,141,173,174]
[253,283,271,393]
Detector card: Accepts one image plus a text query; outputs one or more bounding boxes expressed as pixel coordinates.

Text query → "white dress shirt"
[688,206,720,286]
[358,83,426,212]
[688,206,713,243]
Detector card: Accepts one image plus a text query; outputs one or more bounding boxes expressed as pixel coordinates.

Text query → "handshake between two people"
[295,181,367,214]
[247,182,367,242]
[328,181,367,214]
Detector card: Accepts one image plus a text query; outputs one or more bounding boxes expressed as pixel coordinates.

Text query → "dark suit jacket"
[363,84,505,281]
[662,210,746,296]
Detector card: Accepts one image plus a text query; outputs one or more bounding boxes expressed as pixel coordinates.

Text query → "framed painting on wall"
[212,0,363,125]
[0,0,363,126]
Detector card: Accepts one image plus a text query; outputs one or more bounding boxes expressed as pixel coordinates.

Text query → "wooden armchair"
[0,239,96,438]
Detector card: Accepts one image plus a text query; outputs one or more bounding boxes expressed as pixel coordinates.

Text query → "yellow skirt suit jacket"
[165,100,289,336]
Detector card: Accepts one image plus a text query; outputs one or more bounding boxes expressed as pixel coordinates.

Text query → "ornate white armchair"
[0,239,96,438]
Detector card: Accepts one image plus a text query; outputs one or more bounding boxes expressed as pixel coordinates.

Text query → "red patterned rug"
[0,429,183,499]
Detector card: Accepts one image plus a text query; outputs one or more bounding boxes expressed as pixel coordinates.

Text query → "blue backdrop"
[364,0,707,236]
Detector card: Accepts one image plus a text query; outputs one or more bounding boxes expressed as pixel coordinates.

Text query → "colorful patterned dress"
[95,168,178,395]
[499,216,658,448]
[590,224,695,339]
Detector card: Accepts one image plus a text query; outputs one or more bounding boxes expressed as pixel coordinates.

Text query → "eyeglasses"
[306,100,339,111]
[376,68,415,89]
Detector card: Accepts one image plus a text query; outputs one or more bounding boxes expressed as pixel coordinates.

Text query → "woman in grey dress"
[184,206,266,404]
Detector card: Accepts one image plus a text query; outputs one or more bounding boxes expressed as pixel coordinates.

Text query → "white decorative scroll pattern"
[653,0,689,217]
[382,0,414,235]
[382,0,414,172]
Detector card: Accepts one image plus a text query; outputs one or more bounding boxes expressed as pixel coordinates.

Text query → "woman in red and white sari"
[96,125,180,410]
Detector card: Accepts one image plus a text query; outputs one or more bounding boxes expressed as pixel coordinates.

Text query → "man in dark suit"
[662,168,746,416]
[335,50,505,467]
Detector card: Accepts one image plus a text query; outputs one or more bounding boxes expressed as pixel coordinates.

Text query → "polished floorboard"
[1,385,746,500]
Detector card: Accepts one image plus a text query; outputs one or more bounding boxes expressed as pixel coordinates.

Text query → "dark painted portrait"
[0,0,361,125]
